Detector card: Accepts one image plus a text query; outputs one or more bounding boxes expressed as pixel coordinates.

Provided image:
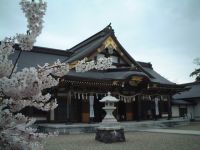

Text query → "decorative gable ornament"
[103,37,117,50]
[75,57,113,72]
[107,45,114,54]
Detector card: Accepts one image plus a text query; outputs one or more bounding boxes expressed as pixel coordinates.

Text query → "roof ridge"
[181,81,200,86]
[67,24,114,53]
[137,61,153,69]
[14,44,71,56]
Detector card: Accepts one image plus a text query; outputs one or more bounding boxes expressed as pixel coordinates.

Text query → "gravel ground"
[44,131,200,150]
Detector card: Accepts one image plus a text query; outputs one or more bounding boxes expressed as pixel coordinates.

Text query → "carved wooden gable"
[87,36,138,70]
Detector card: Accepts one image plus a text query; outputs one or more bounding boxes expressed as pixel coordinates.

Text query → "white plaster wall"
[187,106,195,119]
[194,101,200,118]
[172,106,179,117]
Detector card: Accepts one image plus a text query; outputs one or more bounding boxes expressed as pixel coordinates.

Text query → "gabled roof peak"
[66,24,114,54]
[103,23,114,34]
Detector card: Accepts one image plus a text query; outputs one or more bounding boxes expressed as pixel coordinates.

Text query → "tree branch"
[9,50,22,78]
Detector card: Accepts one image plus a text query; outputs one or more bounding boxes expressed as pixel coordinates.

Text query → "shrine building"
[11,25,184,123]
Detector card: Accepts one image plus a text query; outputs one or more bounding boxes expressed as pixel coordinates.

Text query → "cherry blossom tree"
[0,0,113,149]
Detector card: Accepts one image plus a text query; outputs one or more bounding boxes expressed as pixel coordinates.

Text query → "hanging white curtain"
[155,97,159,115]
[89,95,94,118]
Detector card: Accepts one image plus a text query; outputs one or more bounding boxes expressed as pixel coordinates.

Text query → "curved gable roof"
[64,24,154,78]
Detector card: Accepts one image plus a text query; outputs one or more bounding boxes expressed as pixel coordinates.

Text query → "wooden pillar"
[159,96,163,118]
[82,95,90,123]
[67,91,71,122]
[126,103,133,121]
[159,100,163,118]
[137,96,142,121]
[167,95,172,120]
[50,109,54,121]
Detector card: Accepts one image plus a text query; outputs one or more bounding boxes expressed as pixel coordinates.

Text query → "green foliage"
[190,58,200,81]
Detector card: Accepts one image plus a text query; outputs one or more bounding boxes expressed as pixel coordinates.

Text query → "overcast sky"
[1,0,200,83]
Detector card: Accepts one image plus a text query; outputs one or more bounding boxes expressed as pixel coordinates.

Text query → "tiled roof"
[136,61,174,85]
[173,82,200,99]
[64,70,149,81]
[172,99,193,105]
[10,46,69,71]
[142,67,174,85]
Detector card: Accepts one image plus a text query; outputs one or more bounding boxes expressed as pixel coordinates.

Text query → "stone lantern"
[100,92,119,124]
[95,92,125,143]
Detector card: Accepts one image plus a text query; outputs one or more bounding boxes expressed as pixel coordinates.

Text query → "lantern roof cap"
[100,92,119,102]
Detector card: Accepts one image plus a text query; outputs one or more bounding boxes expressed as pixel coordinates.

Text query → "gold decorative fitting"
[103,36,117,49]
[153,84,157,88]
[131,76,143,81]
[97,48,101,52]
[69,62,77,69]
[129,76,143,86]
[129,80,140,86]
[112,80,119,85]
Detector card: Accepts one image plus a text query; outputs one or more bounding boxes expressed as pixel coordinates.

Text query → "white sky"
[1,0,200,83]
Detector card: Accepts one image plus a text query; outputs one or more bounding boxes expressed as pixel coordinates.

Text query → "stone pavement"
[38,118,191,134]
[43,120,200,150]
[44,131,200,150]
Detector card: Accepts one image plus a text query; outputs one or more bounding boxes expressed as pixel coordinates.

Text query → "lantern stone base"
[95,126,125,143]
